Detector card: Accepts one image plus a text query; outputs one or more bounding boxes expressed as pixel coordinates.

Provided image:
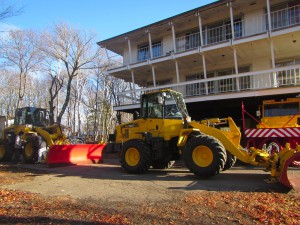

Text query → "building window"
[137,41,162,62]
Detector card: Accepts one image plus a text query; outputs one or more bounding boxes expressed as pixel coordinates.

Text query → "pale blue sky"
[2,0,215,41]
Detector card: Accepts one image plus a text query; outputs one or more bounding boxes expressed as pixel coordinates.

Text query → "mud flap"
[47,144,107,167]
[279,152,300,191]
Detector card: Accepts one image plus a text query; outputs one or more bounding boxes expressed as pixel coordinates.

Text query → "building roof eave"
[97,0,230,50]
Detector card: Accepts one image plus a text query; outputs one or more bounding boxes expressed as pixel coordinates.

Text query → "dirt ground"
[1,155,300,224]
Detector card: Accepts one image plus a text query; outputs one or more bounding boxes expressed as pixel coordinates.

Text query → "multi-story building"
[98,0,300,129]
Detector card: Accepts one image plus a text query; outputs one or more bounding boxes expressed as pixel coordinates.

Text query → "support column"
[169,22,177,53]
[146,30,153,59]
[270,40,275,69]
[130,70,136,103]
[196,12,204,46]
[233,47,240,91]
[174,60,180,83]
[266,0,272,32]
[125,37,133,64]
[201,54,209,95]
[151,66,156,87]
[270,40,277,87]
[229,2,235,40]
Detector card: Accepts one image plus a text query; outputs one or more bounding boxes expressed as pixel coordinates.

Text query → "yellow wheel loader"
[0,107,67,163]
[114,89,300,190]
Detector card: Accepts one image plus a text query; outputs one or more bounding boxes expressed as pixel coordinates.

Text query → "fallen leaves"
[184,191,300,225]
[0,189,130,224]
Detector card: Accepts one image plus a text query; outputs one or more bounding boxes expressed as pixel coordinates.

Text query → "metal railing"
[115,66,300,106]
[176,20,245,52]
[271,4,300,30]
[176,32,201,52]
[136,42,163,63]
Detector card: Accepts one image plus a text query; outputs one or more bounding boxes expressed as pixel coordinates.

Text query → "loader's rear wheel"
[152,160,175,169]
[0,143,14,162]
[183,135,226,177]
[120,139,151,174]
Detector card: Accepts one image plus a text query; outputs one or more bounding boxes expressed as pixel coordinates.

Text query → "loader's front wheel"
[23,141,38,163]
[183,135,226,177]
[120,139,151,174]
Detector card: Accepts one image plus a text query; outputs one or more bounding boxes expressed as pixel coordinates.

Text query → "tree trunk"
[57,77,73,124]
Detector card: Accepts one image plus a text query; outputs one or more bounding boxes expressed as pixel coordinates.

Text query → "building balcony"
[105,3,300,71]
[114,65,300,109]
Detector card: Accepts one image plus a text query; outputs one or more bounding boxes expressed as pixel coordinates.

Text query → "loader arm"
[35,127,55,147]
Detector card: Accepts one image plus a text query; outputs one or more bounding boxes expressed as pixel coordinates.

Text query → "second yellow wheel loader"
[113,89,300,190]
[0,107,67,163]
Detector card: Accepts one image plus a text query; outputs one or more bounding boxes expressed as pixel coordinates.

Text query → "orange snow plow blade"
[47,144,107,167]
[279,151,300,191]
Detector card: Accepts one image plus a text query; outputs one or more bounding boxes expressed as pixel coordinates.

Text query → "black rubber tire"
[23,136,44,163]
[23,141,38,163]
[120,139,151,174]
[0,143,14,162]
[183,135,226,177]
[223,151,237,171]
[152,160,175,169]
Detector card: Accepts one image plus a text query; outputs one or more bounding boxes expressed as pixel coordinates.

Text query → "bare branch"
[0,3,25,21]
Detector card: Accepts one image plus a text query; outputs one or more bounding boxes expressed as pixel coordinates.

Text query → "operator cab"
[14,107,50,127]
[140,90,189,120]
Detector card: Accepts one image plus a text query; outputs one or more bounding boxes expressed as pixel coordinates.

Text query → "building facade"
[98,0,300,128]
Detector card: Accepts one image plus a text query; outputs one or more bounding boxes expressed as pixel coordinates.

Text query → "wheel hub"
[25,143,33,157]
[125,147,140,166]
[192,145,213,167]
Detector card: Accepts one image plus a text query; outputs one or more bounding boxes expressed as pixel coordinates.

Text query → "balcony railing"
[176,32,201,52]
[115,65,300,106]
[136,42,163,63]
[174,5,300,52]
[271,4,300,30]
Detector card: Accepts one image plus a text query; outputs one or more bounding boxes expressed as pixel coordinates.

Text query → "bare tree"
[0,29,44,108]
[42,22,100,124]
[0,69,19,116]
[0,1,24,21]
[41,56,65,124]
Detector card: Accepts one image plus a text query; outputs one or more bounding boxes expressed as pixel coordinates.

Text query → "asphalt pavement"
[2,156,294,203]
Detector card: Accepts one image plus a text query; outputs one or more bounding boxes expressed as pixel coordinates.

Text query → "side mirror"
[157,96,163,105]
[133,111,139,120]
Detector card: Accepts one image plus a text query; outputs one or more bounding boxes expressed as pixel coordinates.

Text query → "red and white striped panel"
[245,127,300,138]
